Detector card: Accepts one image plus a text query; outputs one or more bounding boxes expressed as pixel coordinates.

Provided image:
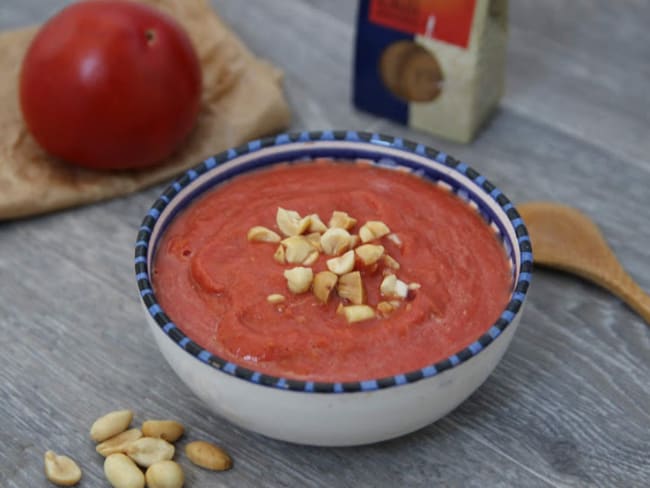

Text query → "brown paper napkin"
[0,0,291,219]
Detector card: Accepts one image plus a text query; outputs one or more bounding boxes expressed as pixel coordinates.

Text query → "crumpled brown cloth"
[0,0,291,219]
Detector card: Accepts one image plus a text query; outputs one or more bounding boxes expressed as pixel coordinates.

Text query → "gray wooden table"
[2,1,649,487]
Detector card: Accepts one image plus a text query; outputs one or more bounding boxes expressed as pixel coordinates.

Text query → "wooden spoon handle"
[587,262,650,326]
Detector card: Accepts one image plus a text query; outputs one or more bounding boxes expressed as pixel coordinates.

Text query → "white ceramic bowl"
[135,131,532,446]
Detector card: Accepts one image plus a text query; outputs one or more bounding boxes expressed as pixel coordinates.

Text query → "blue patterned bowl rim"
[135,130,533,393]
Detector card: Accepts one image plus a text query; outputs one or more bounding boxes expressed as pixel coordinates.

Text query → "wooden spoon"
[518,201,650,325]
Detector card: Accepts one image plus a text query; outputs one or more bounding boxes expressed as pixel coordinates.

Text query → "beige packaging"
[353,0,508,143]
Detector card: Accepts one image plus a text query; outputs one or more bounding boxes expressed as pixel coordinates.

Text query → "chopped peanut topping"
[383,254,400,270]
[305,232,323,252]
[386,233,403,248]
[320,228,351,256]
[337,271,365,305]
[284,267,314,294]
[273,245,285,264]
[282,236,319,265]
[329,210,357,230]
[326,250,355,275]
[359,221,390,243]
[276,207,311,236]
[302,251,319,266]
[342,305,375,323]
[307,214,328,233]
[247,226,281,243]
[349,235,360,249]
[376,301,396,316]
[380,275,409,299]
[313,271,338,304]
[250,208,418,318]
[355,244,385,266]
[267,294,285,304]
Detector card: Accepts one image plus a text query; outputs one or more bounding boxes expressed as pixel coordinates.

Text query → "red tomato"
[19,0,202,170]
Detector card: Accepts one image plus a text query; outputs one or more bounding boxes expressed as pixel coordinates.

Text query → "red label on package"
[369,0,477,49]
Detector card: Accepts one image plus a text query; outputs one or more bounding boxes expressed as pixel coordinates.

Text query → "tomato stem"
[145,29,156,45]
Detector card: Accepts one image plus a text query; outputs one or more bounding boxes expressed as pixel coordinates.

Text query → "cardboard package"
[353,0,508,143]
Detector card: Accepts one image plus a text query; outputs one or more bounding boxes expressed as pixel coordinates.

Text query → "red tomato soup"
[153,160,512,381]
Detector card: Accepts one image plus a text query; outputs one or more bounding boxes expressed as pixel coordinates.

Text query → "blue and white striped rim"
[135,130,533,393]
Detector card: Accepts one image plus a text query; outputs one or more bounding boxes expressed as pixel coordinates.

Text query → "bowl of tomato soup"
[135,131,532,446]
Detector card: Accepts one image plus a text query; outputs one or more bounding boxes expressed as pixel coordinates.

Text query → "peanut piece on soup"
[305,232,323,251]
[273,245,285,264]
[276,207,310,236]
[313,271,338,304]
[383,254,400,271]
[282,236,319,265]
[337,271,365,305]
[247,226,281,243]
[307,214,328,233]
[386,233,403,248]
[359,221,390,243]
[376,301,396,316]
[380,275,408,299]
[326,250,355,275]
[328,210,357,230]
[355,244,385,266]
[284,267,314,294]
[342,305,375,323]
[320,228,351,256]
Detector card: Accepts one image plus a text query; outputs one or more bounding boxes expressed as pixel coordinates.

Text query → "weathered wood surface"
[1,1,649,486]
